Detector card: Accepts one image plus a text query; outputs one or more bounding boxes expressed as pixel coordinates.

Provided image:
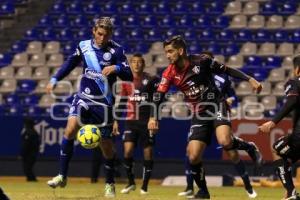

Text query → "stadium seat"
[189,41,202,54]
[62,42,76,55]
[295,44,300,54]
[29,53,46,67]
[76,28,90,40]
[164,28,179,39]
[226,54,244,68]
[7,105,24,116]
[38,15,53,28]
[137,1,153,14]
[273,81,285,96]
[240,42,257,55]
[214,16,229,29]
[253,69,269,82]
[72,15,87,28]
[84,1,101,15]
[259,82,272,96]
[194,15,211,29]
[230,15,247,29]
[218,29,234,41]
[245,56,262,68]
[59,28,74,41]
[277,43,294,56]
[46,54,64,68]
[66,1,82,14]
[242,2,259,15]
[189,2,205,15]
[34,80,48,94]
[223,43,239,56]
[142,15,157,28]
[26,41,43,55]
[149,42,164,55]
[274,30,290,43]
[135,42,150,54]
[207,42,222,55]
[128,29,143,41]
[123,15,139,27]
[32,67,50,80]
[261,2,277,16]
[266,15,283,29]
[113,28,125,41]
[258,42,276,56]
[53,81,73,95]
[265,56,282,69]
[214,55,225,63]
[50,2,65,14]
[15,66,32,79]
[101,1,117,14]
[119,1,135,14]
[147,28,161,42]
[236,81,252,96]
[284,15,300,29]
[0,53,12,67]
[242,96,258,105]
[24,28,39,41]
[281,2,297,15]
[54,14,70,28]
[38,94,56,107]
[268,68,285,82]
[224,1,242,15]
[248,15,265,29]
[0,2,15,16]
[281,56,293,69]
[291,30,300,43]
[159,15,176,28]
[27,106,44,116]
[153,54,169,68]
[44,41,60,55]
[207,2,224,15]
[171,1,188,14]
[41,29,57,41]
[0,66,14,79]
[199,29,215,41]
[17,79,36,93]
[155,1,170,14]
[11,53,28,67]
[65,67,82,81]
[5,94,20,105]
[184,29,197,41]
[0,79,17,93]
[177,15,193,27]
[10,40,27,54]
[253,30,271,43]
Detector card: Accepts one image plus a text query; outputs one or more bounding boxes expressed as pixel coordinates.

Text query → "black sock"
[234,160,252,193]
[190,162,208,193]
[124,157,135,185]
[141,160,153,191]
[229,137,253,151]
[274,159,295,197]
[104,159,115,184]
[185,157,194,190]
[59,137,74,179]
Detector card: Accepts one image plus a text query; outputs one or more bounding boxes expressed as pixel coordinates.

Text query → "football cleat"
[188,189,210,199]
[178,189,194,196]
[282,189,300,200]
[47,174,67,188]
[140,189,148,195]
[247,189,257,199]
[120,184,136,194]
[104,183,116,198]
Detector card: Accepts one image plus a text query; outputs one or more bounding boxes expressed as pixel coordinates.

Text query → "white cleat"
[178,189,194,196]
[140,189,148,195]
[247,189,257,199]
[47,174,67,188]
[104,183,116,198]
[120,184,136,194]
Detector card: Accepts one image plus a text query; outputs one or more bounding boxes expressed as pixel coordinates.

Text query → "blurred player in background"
[259,55,300,200]
[113,53,160,195]
[46,17,132,198]
[178,51,262,198]
[149,36,262,199]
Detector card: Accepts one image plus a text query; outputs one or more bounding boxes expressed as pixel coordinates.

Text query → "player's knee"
[219,139,232,149]
[188,154,201,164]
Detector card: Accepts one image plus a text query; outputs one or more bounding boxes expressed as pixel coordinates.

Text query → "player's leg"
[140,144,154,194]
[47,116,80,188]
[121,141,136,194]
[216,125,257,198]
[0,187,10,200]
[178,156,194,197]
[91,146,103,183]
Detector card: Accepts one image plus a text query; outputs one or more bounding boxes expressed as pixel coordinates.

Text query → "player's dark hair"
[131,53,145,66]
[293,55,300,68]
[163,35,187,53]
[94,17,113,33]
[201,51,214,59]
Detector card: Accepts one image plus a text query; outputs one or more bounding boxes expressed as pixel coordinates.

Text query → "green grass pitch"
[0,177,289,200]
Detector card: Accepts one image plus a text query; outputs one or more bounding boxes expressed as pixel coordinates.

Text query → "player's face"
[130,56,144,73]
[93,27,111,46]
[294,66,300,76]
[164,44,183,64]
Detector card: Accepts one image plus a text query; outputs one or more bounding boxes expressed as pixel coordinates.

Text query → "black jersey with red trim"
[121,73,160,121]
[157,54,227,113]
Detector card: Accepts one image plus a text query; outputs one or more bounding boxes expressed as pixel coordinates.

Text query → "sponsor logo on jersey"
[192,65,200,74]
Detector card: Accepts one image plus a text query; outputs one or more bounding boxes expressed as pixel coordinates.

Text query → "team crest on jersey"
[192,65,200,74]
[103,52,112,61]
[142,79,148,85]
[84,87,91,94]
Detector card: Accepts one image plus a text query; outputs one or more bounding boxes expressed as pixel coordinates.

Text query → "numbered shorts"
[273,133,300,163]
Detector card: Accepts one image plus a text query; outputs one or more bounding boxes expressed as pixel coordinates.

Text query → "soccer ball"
[77,125,101,149]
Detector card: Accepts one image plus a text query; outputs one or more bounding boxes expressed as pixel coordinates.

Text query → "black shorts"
[122,120,155,148]
[188,101,231,145]
[273,133,300,163]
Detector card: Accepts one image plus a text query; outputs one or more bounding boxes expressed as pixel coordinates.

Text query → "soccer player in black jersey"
[149,36,262,199]
[113,53,160,195]
[259,55,300,200]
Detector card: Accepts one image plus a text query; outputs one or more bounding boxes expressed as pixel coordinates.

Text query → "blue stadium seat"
[72,15,87,28]
[199,29,215,41]
[224,43,239,56]
[134,42,149,54]
[218,29,234,41]
[0,105,4,116]
[119,1,135,14]
[291,29,300,43]
[128,29,143,41]
[194,15,211,29]
[123,15,139,27]
[147,28,161,41]
[10,40,26,54]
[0,53,12,67]
[110,15,122,27]
[62,42,76,55]
[54,14,70,28]
[171,1,188,14]
[236,29,252,42]
[207,2,224,15]
[41,28,57,41]
[213,16,229,29]
[189,41,202,54]
[177,15,193,27]
[67,1,82,14]
[23,95,39,105]
[281,2,296,15]
[207,42,222,55]
[274,30,290,43]
[5,94,20,105]
[189,2,205,14]
[51,104,70,118]
[27,106,43,116]
[261,2,277,15]
[24,28,39,41]
[159,15,175,28]
[0,2,14,16]
[76,28,90,40]
[84,1,101,15]
[50,2,65,14]
[253,30,271,43]
[142,15,157,28]
[102,1,117,14]
[245,56,262,69]
[155,1,170,14]
[252,69,268,81]
[113,28,125,41]
[264,56,282,69]
[164,28,179,39]
[137,1,153,14]
[7,105,24,116]
[59,28,74,41]
[17,80,36,93]
[38,15,53,28]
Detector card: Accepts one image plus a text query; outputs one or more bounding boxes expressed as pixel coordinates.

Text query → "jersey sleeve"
[114,47,133,81]
[284,79,300,97]
[199,54,227,74]
[157,67,172,93]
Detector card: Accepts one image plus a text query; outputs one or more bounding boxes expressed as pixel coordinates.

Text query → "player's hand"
[148,117,159,136]
[46,83,55,94]
[102,65,117,76]
[249,77,263,94]
[258,121,276,133]
[112,121,120,136]
[226,97,234,106]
